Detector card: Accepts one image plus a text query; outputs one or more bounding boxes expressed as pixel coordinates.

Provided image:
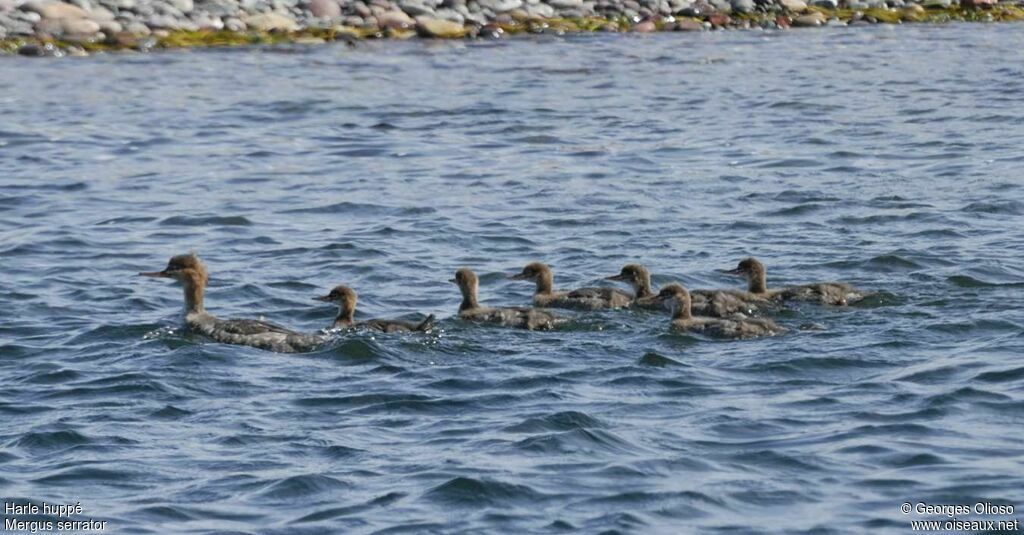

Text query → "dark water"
[3,24,1024,533]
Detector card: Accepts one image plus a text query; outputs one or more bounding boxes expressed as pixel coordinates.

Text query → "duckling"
[452,268,563,330]
[605,264,659,309]
[314,285,435,333]
[140,253,324,353]
[724,257,869,306]
[510,262,632,310]
[658,283,786,339]
[606,264,754,317]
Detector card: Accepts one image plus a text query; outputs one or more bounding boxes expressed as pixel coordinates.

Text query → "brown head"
[449,268,480,310]
[509,262,554,293]
[139,252,209,313]
[314,285,358,324]
[723,257,767,293]
[606,264,653,297]
[139,252,208,283]
[657,282,692,319]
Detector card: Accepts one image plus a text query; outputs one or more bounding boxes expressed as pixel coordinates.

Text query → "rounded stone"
[546,0,583,8]
[433,6,464,21]
[777,0,806,10]
[376,8,414,27]
[28,1,89,19]
[730,0,754,12]
[414,14,464,36]
[674,17,702,29]
[18,42,63,55]
[633,18,656,30]
[223,16,246,30]
[307,0,342,17]
[399,0,435,15]
[244,11,299,30]
[87,5,115,20]
[791,10,825,24]
[192,12,225,29]
[97,18,122,31]
[525,2,553,15]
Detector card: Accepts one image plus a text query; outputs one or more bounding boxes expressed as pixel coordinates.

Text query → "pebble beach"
[2,0,1023,56]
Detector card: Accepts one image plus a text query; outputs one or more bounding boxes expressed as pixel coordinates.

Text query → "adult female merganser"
[314,285,435,333]
[606,264,753,317]
[510,262,632,309]
[658,283,786,339]
[140,253,323,353]
[452,268,563,330]
[723,257,868,306]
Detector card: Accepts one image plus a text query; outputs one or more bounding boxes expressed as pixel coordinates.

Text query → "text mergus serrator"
[314,285,435,333]
[140,253,323,353]
[658,283,786,339]
[453,268,563,330]
[511,262,632,309]
[724,257,869,306]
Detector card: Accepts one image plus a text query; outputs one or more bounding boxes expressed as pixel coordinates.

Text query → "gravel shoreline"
[2,0,1022,56]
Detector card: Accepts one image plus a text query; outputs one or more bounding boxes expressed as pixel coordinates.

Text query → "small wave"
[159,215,252,226]
[21,369,82,385]
[424,477,546,507]
[925,319,1022,334]
[729,450,824,473]
[961,200,1024,215]
[319,444,367,459]
[637,352,683,367]
[150,405,192,419]
[291,492,405,523]
[864,254,923,271]
[925,387,1012,407]
[857,478,920,489]
[505,411,606,433]
[948,275,1024,288]
[258,474,351,499]
[974,366,1024,383]
[759,203,823,217]
[13,430,94,453]
[514,428,637,455]
[881,453,948,468]
[744,356,891,375]
[729,488,807,506]
[294,393,431,408]
[34,466,143,485]
[280,201,435,216]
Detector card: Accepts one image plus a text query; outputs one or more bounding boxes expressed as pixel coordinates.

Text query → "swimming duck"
[314,285,435,333]
[606,264,754,317]
[510,262,632,310]
[605,264,659,309]
[452,268,563,330]
[140,253,323,353]
[658,283,786,339]
[724,257,868,306]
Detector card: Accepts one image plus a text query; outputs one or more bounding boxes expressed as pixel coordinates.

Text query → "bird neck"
[333,304,355,327]
[535,271,554,294]
[182,276,205,315]
[634,275,654,298]
[460,286,479,311]
[749,270,768,294]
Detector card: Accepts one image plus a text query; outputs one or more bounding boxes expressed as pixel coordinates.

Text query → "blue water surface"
[2,23,1024,533]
